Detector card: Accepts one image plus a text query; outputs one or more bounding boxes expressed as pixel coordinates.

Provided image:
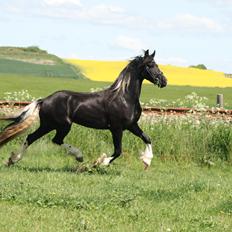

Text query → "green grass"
[1,162,232,232]
[1,74,232,108]
[0,118,232,231]
[0,74,102,99]
[0,46,85,79]
[140,84,232,108]
[0,46,60,61]
[0,59,84,79]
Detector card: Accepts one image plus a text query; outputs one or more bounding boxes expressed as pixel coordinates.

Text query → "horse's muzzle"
[156,75,167,88]
[160,78,167,88]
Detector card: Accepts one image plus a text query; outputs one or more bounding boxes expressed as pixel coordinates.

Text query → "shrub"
[23,46,47,54]
[189,64,207,70]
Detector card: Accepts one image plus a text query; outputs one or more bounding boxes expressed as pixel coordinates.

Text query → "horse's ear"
[144,49,149,57]
[151,50,156,58]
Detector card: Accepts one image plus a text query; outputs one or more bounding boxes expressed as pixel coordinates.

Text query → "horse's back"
[40,90,109,129]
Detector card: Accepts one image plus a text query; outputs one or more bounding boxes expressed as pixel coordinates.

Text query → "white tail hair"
[0,100,40,147]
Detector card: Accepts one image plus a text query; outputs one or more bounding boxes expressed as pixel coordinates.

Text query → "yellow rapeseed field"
[66,59,232,87]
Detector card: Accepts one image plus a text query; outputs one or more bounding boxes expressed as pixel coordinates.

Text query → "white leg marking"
[93,153,112,166]
[8,141,28,164]
[102,156,113,166]
[140,144,153,167]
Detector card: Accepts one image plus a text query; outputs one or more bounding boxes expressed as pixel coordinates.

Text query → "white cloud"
[36,3,152,32]
[157,57,188,66]
[158,13,223,32]
[185,0,232,6]
[43,0,82,6]
[38,3,130,25]
[77,4,126,22]
[2,2,225,34]
[113,35,145,52]
[209,0,232,4]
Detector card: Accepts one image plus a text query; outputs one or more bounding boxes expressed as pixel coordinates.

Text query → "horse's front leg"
[94,128,123,166]
[128,123,153,169]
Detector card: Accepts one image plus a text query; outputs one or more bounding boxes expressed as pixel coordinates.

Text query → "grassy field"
[0,47,85,79]
[1,48,232,231]
[0,46,61,62]
[1,160,232,232]
[66,59,232,88]
[0,73,232,231]
[0,117,232,232]
[1,74,232,108]
[0,58,83,79]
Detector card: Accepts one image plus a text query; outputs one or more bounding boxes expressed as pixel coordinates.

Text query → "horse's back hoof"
[4,156,14,167]
[76,156,84,162]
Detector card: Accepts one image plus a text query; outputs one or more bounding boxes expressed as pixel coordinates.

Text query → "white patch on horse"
[93,153,112,166]
[66,116,72,124]
[140,144,153,167]
[22,101,39,120]
[102,156,113,166]
[8,141,29,164]
[114,79,122,90]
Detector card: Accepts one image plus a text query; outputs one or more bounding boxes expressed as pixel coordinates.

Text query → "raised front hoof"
[140,156,151,170]
[143,161,149,170]
[76,156,84,163]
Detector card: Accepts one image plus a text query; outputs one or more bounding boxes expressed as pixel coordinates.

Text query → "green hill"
[0,46,85,79]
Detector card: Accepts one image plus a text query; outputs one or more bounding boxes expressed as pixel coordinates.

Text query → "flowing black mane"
[109,56,142,92]
[109,56,142,99]
[0,50,167,169]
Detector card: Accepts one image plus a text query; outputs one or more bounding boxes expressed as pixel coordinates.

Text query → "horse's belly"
[74,117,108,129]
[72,107,108,129]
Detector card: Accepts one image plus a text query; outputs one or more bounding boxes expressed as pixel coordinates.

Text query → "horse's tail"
[0,100,41,147]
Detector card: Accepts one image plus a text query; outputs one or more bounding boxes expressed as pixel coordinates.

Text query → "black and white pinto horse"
[0,50,167,168]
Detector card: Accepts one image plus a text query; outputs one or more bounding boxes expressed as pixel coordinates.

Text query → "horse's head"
[141,49,167,88]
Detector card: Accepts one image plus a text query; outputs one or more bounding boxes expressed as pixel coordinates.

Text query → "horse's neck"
[125,75,142,101]
[109,66,143,103]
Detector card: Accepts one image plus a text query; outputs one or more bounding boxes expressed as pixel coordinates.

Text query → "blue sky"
[0,0,232,72]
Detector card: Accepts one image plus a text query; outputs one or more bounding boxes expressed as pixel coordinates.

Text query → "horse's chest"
[108,99,141,127]
[123,104,141,124]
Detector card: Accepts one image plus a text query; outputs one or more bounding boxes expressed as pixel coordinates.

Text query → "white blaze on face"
[141,144,153,167]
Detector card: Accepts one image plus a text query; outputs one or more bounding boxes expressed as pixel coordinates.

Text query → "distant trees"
[23,46,48,54]
[189,64,207,70]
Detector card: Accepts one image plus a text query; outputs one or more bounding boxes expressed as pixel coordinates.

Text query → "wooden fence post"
[216,94,224,108]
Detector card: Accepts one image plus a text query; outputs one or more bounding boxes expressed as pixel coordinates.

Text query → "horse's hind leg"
[52,125,83,162]
[6,125,53,166]
[5,141,29,166]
